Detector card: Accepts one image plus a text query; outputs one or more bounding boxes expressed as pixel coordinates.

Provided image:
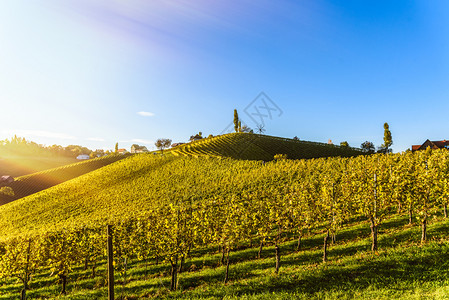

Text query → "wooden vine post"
[107,225,114,300]
[371,173,378,252]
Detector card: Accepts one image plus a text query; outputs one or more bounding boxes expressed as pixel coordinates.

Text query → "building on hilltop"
[131,144,149,153]
[411,139,449,151]
[0,175,14,187]
[189,134,203,142]
[117,148,128,154]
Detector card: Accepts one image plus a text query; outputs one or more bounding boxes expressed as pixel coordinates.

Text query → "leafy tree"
[91,149,105,158]
[266,186,291,273]
[287,170,315,252]
[217,194,251,281]
[249,191,272,259]
[351,155,394,251]
[434,150,449,218]
[340,141,349,147]
[377,146,388,154]
[274,154,288,161]
[42,231,81,295]
[391,151,419,224]
[414,147,438,243]
[361,141,375,154]
[234,109,239,132]
[241,125,252,133]
[0,237,43,300]
[0,137,72,157]
[382,122,393,152]
[152,200,199,290]
[155,139,172,153]
[63,145,92,158]
[112,221,136,296]
[316,159,351,260]
[76,228,102,278]
[131,213,162,269]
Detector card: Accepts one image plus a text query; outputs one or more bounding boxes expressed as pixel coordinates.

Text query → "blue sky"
[0,0,448,152]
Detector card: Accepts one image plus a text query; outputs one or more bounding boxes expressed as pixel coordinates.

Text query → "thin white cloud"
[131,139,154,145]
[137,111,155,117]
[87,137,105,142]
[2,129,76,140]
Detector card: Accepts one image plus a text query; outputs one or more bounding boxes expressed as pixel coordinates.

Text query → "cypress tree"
[382,123,393,152]
[234,109,239,132]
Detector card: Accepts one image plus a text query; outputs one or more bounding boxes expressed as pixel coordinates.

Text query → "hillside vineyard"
[171,133,363,160]
[0,146,448,295]
[0,154,128,205]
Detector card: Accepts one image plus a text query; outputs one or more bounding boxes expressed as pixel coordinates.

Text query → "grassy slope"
[0,156,78,177]
[1,135,447,298]
[0,154,128,206]
[0,140,449,298]
[1,214,448,299]
[170,133,363,160]
[0,154,262,240]
[1,149,346,240]
[0,133,363,231]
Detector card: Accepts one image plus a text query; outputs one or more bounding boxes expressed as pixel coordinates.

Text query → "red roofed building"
[117,148,128,154]
[411,139,449,152]
[0,175,14,187]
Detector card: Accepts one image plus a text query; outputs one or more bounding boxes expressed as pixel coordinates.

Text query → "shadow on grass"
[3,214,448,299]
[186,241,449,299]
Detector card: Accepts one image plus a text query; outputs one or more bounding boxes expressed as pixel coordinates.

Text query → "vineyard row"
[1,148,448,297]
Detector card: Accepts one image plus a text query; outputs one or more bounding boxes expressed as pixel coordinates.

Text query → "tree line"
[0,136,111,159]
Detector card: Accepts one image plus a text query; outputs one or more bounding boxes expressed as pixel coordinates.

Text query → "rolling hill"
[1,135,449,299]
[0,133,363,239]
[0,154,129,206]
[1,148,449,299]
[0,133,362,208]
[170,132,363,160]
[0,156,78,177]
[0,154,239,239]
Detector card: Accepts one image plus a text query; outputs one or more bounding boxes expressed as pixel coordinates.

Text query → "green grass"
[170,133,363,160]
[1,214,449,299]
